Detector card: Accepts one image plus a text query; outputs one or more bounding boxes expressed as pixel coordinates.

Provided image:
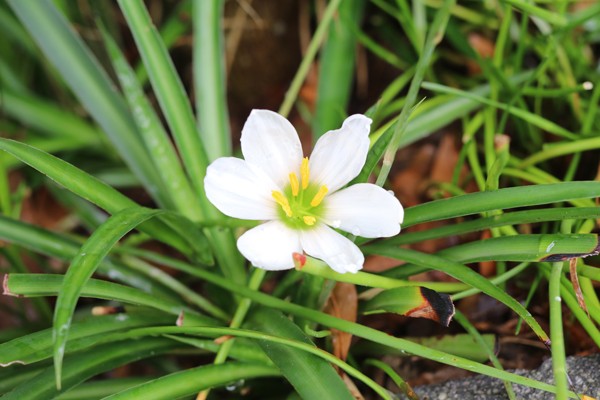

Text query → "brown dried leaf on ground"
[467,32,495,75]
[325,281,357,362]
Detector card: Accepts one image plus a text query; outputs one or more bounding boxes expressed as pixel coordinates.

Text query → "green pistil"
[275,182,326,230]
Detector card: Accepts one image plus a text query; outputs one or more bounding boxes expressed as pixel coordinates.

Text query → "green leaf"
[54,378,150,400]
[6,0,170,206]
[438,234,600,263]
[312,0,365,139]
[249,308,355,400]
[389,207,600,245]
[1,338,179,400]
[383,234,600,276]
[103,362,278,400]
[361,286,455,326]
[193,0,232,160]
[355,333,497,363]
[4,274,217,327]
[0,311,173,366]
[403,181,600,227]
[52,207,164,389]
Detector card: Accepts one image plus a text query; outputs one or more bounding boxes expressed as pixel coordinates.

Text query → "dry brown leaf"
[570,258,589,316]
[341,372,365,400]
[478,230,496,277]
[325,282,357,362]
[467,32,495,75]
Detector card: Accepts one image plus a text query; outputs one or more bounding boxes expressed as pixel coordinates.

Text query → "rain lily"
[205,110,403,273]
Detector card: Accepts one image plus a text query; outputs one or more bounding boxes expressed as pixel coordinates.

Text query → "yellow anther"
[289,172,299,197]
[303,216,316,226]
[272,190,292,217]
[310,185,328,207]
[300,157,310,189]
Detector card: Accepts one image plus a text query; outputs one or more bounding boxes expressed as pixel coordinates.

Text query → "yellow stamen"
[272,190,292,217]
[300,157,310,190]
[303,216,316,226]
[289,173,299,197]
[310,185,328,207]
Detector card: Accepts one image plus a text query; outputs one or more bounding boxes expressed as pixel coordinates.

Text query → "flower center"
[272,157,328,229]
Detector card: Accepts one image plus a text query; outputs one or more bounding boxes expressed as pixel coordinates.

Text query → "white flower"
[204,110,403,274]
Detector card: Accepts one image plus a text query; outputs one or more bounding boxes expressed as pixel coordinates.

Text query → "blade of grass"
[548,262,569,399]
[312,0,365,139]
[102,2,243,281]
[502,0,567,27]
[388,207,600,245]
[403,181,600,227]
[519,136,600,167]
[104,362,279,400]
[52,207,164,389]
[249,308,356,400]
[111,324,390,400]
[54,378,150,400]
[382,234,600,264]
[193,0,231,160]
[1,338,179,400]
[298,254,466,292]
[353,73,532,185]
[0,312,173,366]
[4,274,218,327]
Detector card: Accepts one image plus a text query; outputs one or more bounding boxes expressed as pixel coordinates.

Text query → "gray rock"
[400,354,600,400]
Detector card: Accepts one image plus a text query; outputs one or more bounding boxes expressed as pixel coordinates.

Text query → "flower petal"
[324,183,403,238]
[309,114,371,193]
[241,109,304,188]
[237,221,301,270]
[205,157,278,220]
[300,224,364,274]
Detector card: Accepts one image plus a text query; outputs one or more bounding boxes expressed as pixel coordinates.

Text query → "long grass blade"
[404,181,600,227]
[0,312,173,366]
[51,207,163,389]
[250,308,356,400]
[3,274,217,327]
[1,338,178,400]
[193,0,231,160]
[104,362,278,400]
